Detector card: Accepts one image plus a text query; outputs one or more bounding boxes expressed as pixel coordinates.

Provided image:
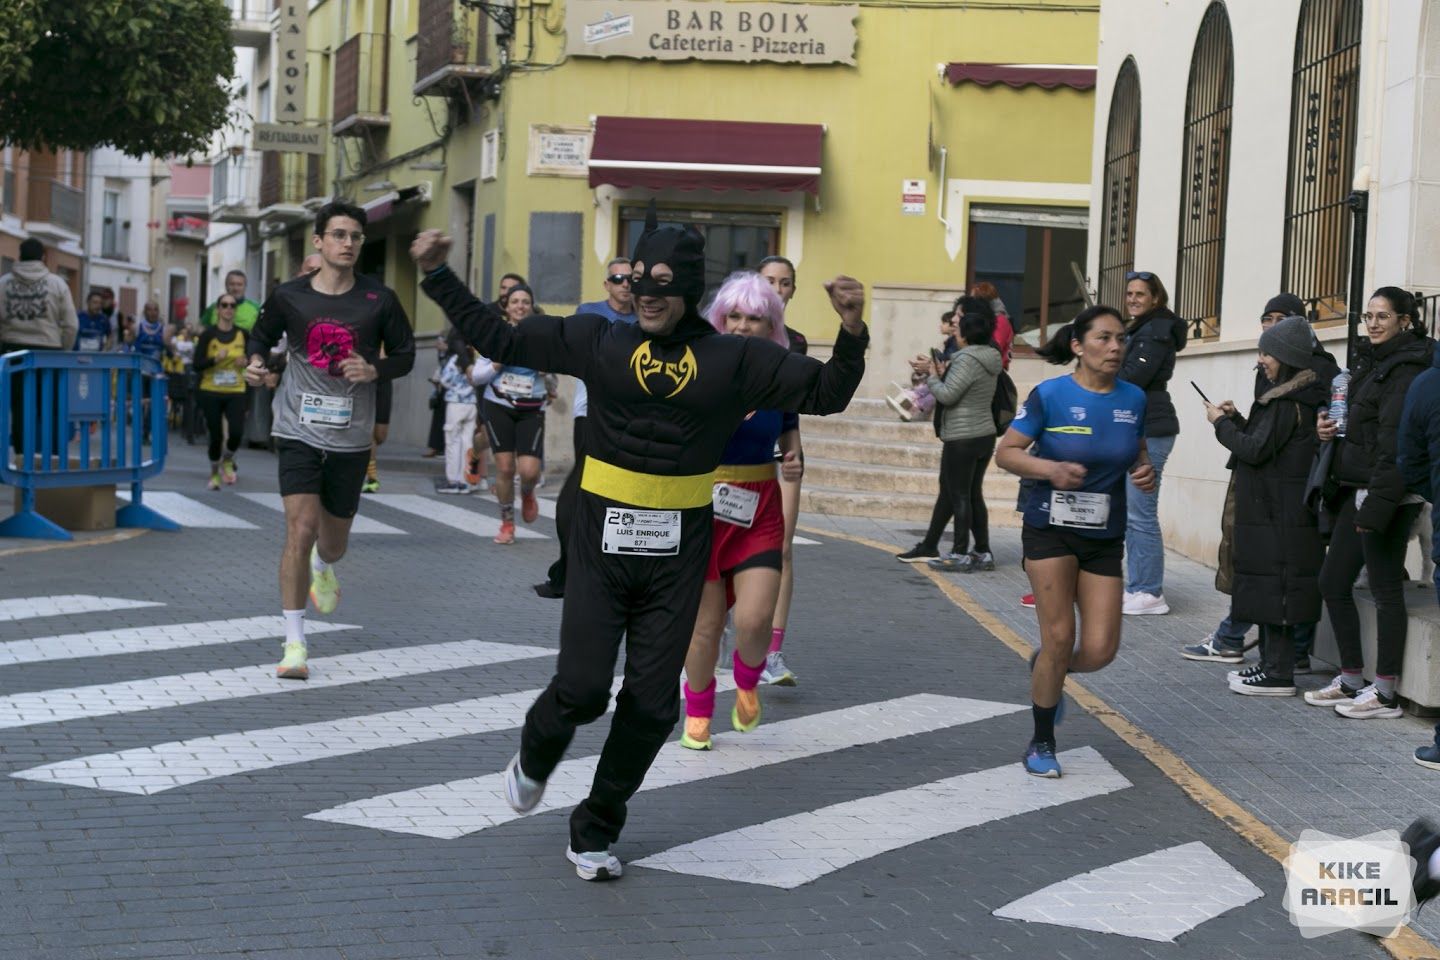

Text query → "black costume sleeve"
[420,266,601,379]
[736,324,868,415]
[192,329,218,373]
[246,290,288,357]
[373,291,416,381]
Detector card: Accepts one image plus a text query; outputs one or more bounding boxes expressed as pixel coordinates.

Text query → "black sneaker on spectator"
[1401,819,1440,912]
[1227,663,1263,681]
[1229,672,1296,697]
[895,544,940,563]
[1181,636,1246,663]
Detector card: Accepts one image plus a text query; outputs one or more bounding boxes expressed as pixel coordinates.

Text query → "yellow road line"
[796,522,1440,960]
[0,528,147,558]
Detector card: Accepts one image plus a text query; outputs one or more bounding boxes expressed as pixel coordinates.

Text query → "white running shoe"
[567,846,623,881]
[502,753,546,813]
[1334,685,1404,720]
[1122,592,1170,616]
[1304,675,1359,706]
[760,651,797,686]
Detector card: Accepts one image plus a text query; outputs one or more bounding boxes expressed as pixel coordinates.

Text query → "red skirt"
[707,468,784,583]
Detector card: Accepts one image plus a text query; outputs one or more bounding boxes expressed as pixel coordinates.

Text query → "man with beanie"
[411,207,868,881]
[0,237,79,453]
[1182,295,1338,667]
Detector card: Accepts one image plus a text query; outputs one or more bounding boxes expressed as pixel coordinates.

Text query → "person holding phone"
[1202,317,1326,696]
[996,306,1154,778]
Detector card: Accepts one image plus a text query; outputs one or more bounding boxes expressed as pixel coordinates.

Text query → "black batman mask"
[629,203,706,310]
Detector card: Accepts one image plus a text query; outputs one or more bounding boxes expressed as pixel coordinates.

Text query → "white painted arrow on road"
[0,595,163,623]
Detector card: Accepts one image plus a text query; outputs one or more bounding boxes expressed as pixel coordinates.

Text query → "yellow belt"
[713,463,777,483]
[580,456,715,509]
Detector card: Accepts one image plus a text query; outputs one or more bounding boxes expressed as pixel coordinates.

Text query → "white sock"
[283,609,305,647]
[311,550,330,575]
[1430,848,1440,879]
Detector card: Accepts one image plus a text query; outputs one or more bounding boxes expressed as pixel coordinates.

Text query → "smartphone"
[930,348,946,365]
[1190,380,1211,404]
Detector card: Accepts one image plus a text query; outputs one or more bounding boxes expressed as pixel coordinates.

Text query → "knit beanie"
[1257,315,1314,370]
[1263,293,1306,318]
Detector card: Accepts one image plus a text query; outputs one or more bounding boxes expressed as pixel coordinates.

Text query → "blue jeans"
[1126,433,1175,596]
[1214,615,1315,658]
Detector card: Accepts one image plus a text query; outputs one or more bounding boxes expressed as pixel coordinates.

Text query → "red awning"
[943,63,1096,91]
[588,117,824,195]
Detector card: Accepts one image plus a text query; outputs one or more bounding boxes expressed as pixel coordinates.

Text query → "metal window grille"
[1098,58,1141,310]
[1282,0,1362,325]
[1175,2,1234,340]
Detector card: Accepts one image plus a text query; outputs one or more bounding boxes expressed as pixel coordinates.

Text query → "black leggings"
[1319,490,1422,678]
[198,391,245,463]
[921,434,995,554]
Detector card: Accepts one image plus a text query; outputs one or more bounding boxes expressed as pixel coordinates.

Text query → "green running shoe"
[309,546,340,614]
[276,642,309,680]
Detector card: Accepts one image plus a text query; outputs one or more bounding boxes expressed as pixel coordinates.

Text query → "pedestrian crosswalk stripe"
[0,639,552,731]
[237,493,407,535]
[992,841,1263,942]
[0,616,360,667]
[534,497,557,520]
[633,746,1131,888]
[12,675,735,794]
[0,595,164,623]
[791,535,820,546]
[305,693,1025,839]
[367,494,549,539]
[116,491,258,529]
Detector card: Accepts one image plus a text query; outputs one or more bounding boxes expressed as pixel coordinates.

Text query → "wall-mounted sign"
[902,179,926,216]
[274,0,309,120]
[528,124,593,178]
[566,0,858,66]
[254,122,327,155]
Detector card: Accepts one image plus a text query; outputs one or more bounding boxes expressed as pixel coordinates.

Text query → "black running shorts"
[482,399,544,456]
[1021,523,1124,578]
[275,438,370,519]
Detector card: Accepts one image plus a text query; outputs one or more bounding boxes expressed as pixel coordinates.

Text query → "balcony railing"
[211,152,252,210]
[28,179,84,235]
[415,0,490,97]
[333,33,390,136]
[229,0,277,47]
[259,152,324,216]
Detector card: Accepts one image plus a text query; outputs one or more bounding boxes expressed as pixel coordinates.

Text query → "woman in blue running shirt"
[480,283,551,544]
[995,306,1155,779]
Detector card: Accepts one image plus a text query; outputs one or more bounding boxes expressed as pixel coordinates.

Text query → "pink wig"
[706,271,789,348]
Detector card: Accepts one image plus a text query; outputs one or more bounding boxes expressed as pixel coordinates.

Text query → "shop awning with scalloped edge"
[943,63,1096,91]
[587,117,824,195]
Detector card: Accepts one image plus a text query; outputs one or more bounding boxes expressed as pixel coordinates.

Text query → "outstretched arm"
[738,276,869,415]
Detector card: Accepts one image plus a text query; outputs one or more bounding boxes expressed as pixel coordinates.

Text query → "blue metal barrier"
[0,350,179,539]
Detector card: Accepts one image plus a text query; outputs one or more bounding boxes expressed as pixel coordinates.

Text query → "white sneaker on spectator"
[1122,592,1170,616]
[1304,675,1359,706]
[1335,685,1403,720]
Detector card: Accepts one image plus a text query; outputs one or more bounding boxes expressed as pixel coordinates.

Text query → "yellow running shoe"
[276,642,309,680]
[732,688,761,732]
[309,546,340,614]
[679,716,712,750]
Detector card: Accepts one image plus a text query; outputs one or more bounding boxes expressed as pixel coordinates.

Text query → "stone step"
[804,435,941,471]
[804,457,1020,499]
[801,413,937,444]
[800,484,1024,527]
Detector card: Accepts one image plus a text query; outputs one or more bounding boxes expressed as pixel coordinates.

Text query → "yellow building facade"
[246,0,1098,445]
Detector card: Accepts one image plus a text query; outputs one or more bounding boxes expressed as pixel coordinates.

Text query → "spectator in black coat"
[1204,317,1326,697]
[1119,271,1189,616]
[1398,337,1440,770]
[1312,287,1434,720]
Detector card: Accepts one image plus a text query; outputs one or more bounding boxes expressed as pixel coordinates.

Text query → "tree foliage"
[0,0,236,157]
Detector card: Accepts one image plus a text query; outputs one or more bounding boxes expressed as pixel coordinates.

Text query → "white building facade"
[84,147,157,316]
[1087,0,1440,563]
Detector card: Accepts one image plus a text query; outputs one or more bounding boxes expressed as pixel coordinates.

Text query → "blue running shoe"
[1023,740,1062,778]
[1028,650,1065,726]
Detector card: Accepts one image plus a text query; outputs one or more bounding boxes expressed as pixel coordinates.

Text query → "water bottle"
[1329,369,1350,437]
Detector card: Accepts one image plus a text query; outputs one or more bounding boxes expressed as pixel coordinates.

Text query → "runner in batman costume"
[411,208,868,880]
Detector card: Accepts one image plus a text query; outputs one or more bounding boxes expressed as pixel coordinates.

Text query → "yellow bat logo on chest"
[629,341,698,398]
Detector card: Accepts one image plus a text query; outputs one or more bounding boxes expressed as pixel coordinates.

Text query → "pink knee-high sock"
[732,650,765,691]
[769,628,785,654]
[684,679,716,718]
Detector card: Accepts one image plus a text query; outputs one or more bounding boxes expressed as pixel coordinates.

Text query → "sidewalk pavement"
[799,512,1440,944]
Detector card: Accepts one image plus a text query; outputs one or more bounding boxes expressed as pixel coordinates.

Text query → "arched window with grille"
[1175,2,1234,339]
[1282,0,1362,323]
[1098,59,1141,310]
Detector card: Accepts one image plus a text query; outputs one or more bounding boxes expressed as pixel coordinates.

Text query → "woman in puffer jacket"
[1204,317,1325,698]
[1308,287,1435,719]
